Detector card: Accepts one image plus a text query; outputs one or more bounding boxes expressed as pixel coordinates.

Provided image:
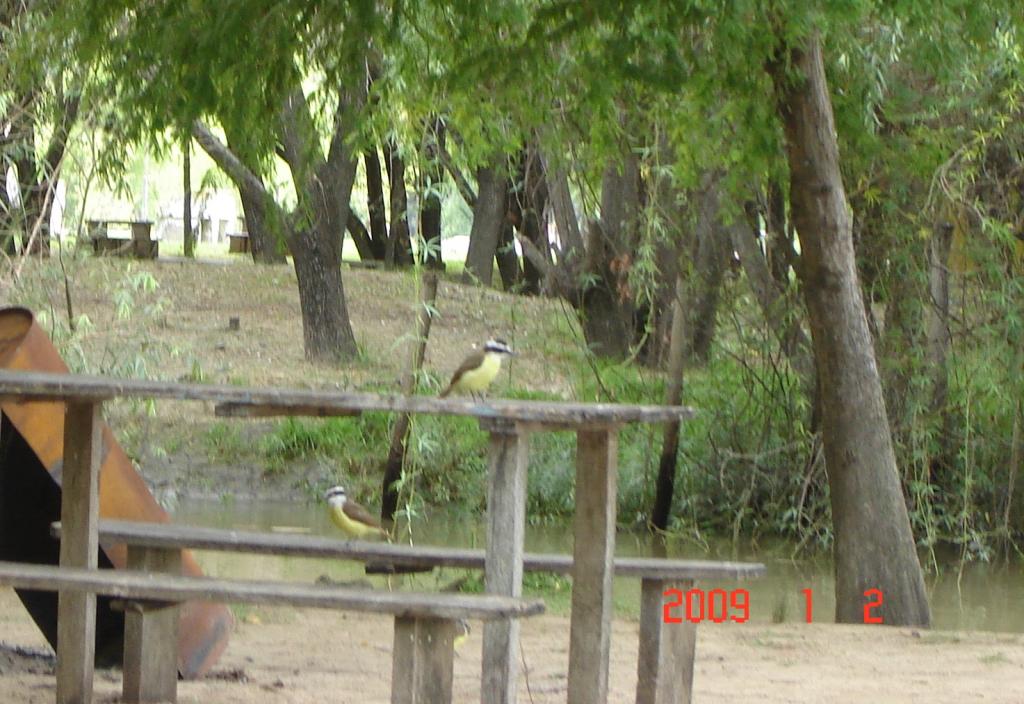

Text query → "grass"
[978,652,1011,665]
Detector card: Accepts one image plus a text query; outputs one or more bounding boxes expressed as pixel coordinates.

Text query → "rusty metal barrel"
[0,307,232,677]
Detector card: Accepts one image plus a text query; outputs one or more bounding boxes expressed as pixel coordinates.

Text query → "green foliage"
[263,414,392,465]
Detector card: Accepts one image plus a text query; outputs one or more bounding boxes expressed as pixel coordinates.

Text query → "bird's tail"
[439,384,452,398]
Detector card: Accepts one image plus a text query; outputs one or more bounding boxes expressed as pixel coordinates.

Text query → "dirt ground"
[1,588,1023,703]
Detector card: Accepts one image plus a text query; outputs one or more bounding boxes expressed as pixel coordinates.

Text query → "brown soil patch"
[7,256,576,396]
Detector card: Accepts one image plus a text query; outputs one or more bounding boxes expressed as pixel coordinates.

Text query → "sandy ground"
[1,589,1023,703]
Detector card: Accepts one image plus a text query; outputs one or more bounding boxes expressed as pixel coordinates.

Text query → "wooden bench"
[226,232,250,253]
[87,220,158,260]
[75,519,766,704]
[0,368,699,704]
[0,557,542,704]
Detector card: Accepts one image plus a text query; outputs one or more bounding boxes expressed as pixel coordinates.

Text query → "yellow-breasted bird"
[454,619,471,651]
[324,485,388,539]
[439,339,514,399]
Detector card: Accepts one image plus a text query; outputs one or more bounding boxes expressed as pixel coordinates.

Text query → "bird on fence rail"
[454,619,471,652]
[439,338,514,399]
[324,486,389,539]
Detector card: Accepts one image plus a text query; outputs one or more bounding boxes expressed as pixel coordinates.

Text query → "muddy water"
[171,498,1024,633]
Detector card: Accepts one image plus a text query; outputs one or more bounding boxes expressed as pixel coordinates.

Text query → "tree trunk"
[651,275,687,531]
[925,221,954,418]
[24,84,79,257]
[363,148,388,260]
[225,130,286,263]
[438,140,477,209]
[384,139,413,266]
[684,176,731,365]
[11,95,38,255]
[418,117,445,270]
[769,33,930,627]
[1006,397,1023,535]
[877,245,918,431]
[546,161,584,261]
[279,87,361,360]
[346,212,376,261]
[578,221,632,359]
[462,160,508,285]
[495,186,521,290]
[289,227,358,359]
[0,173,9,253]
[574,152,643,359]
[237,188,285,263]
[517,146,549,295]
[640,131,684,368]
[765,178,796,287]
[183,136,195,258]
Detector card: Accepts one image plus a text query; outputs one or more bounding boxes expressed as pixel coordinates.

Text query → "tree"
[1,1,82,256]
[191,80,362,360]
[767,32,930,626]
[456,0,943,623]
[66,1,374,360]
[462,157,508,286]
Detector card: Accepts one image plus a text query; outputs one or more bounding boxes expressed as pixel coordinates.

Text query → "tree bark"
[462,160,508,285]
[765,178,796,287]
[546,161,584,261]
[10,83,78,257]
[640,131,685,368]
[517,146,550,295]
[384,139,413,266]
[768,33,930,627]
[578,221,632,359]
[438,139,477,209]
[224,129,286,263]
[363,148,388,260]
[183,136,195,258]
[238,190,282,263]
[29,82,79,256]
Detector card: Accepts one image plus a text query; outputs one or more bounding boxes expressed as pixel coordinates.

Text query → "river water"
[171,497,1024,633]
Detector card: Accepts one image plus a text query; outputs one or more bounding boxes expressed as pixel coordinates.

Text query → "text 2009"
[662,588,750,624]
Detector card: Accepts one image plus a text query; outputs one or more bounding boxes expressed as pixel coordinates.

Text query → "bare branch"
[191,120,269,205]
[513,229,574,295]
[437,140,477,208]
